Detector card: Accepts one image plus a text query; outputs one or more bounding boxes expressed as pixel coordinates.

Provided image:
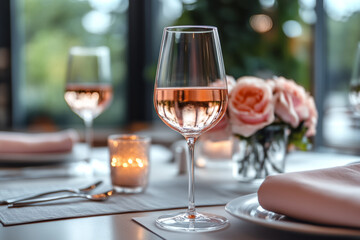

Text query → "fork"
[0,180,103,205]
[8,189,114,208]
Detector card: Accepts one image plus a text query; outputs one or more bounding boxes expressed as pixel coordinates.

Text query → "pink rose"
[304,95,318,137]
[272,77,309,128]
[211,75,236,92]
[226,75,236,93]
[202,114,232,141]
[228,76,275,137]
[203,75,235,141]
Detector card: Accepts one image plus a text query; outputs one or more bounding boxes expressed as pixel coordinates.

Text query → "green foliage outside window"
[175,0,311,89]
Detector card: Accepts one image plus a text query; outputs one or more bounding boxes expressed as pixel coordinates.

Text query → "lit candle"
[201,139,232,159]
[196,138,233,168]
[108,135,151,193]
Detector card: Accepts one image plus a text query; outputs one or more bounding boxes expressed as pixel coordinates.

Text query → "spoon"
[1,180,103,205]
[7,189,114,208]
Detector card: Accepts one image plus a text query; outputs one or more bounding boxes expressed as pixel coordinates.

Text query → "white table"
[0,146,359,240]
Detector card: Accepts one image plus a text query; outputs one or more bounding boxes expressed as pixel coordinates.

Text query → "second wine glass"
[154,26,229,232]
[64,46,113,167]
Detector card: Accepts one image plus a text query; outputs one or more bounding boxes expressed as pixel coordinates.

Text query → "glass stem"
[185,136,198,218]
[83,117,93,161]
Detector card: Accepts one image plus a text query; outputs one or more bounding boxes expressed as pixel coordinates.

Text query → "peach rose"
[272,77,309,128]
[228,76,275,137]
[304,95,318,137]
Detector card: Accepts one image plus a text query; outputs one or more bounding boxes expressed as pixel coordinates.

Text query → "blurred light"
[299,8,316,24]
[249,14,273,33]
[299,0,316,24]
[325,0,360,21]
[259,0,276,8]
[196,157,207,168]
[89,0,121,13]
[82,11,112,34]
[161,0,183,20]
[299,0,316,9]
[282,20,302,38]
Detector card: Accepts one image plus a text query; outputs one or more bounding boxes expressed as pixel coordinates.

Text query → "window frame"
[314,0,326,148]
[0,0,12,129]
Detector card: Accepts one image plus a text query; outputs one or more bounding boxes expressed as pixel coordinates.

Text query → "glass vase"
[232,125,289,182]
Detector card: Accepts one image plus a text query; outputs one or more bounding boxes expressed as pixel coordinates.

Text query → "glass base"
[113,185,146,193]
[155,211,229,232]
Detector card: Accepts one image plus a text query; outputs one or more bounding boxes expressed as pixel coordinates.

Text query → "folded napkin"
[0,129,79,154]
[258,164,360,228]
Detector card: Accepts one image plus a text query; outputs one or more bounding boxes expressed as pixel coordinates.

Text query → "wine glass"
[64,46,113,166]
[349,42,360,115]
[154,26,229,232]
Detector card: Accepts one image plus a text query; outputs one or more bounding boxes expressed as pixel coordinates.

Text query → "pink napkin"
[0,129,79,154]
[258,164,360,228]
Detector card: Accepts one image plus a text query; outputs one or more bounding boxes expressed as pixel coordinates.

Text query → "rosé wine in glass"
[153,26,229,232]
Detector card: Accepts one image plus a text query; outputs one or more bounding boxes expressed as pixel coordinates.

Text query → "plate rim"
[225,193,360,237]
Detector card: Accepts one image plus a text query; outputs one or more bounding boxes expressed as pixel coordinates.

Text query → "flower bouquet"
[206,76,318,181]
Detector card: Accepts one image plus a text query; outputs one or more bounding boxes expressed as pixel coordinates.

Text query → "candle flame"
[197,157,206,168]
[136,158,144,168]
[111,157,117,167]
[111,157,146,168]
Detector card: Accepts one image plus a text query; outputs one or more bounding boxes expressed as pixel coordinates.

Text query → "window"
[2,0,359,152]
[322,0,360,151]
[12,0,128,130]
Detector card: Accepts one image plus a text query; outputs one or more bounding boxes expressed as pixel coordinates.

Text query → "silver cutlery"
[0,180,103,205]
[8,189,115,207]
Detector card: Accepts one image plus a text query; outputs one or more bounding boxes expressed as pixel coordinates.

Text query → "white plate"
[225,193,360,237]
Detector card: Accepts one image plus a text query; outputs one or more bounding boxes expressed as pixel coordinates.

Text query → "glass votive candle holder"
[108,134,151,193]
